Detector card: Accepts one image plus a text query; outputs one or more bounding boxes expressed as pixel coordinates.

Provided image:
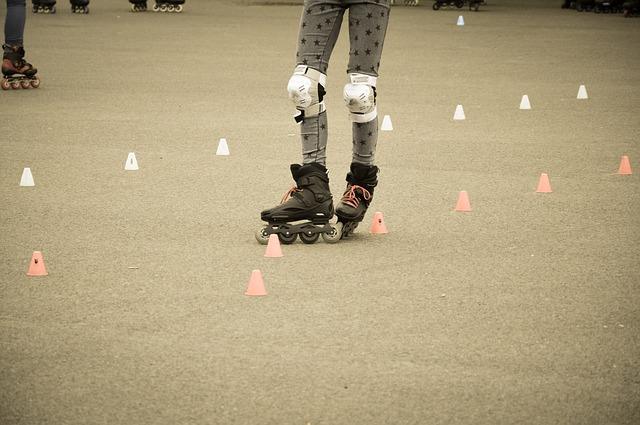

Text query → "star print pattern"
[295,0,389,166]
[295,0,389,75]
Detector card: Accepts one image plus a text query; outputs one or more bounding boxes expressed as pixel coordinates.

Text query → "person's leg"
[5,0,26,50]
[289,0,346,166]
[345,0,390,166]
[259,1,348,240]
[2,0,38,88]
[335,1,390,235]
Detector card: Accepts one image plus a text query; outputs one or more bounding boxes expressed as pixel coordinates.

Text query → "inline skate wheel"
[277,224,297,244]
[20,80,31,89]
[455,0,464,7]
[299,224,320,244]
[175,4,183,12]
[160,4,168,12]
[255,227,270,245]
[433,3,440,10]
[153,3,160,11]
[322,222,343,244]
[30,78,40,89]
[1,79,10,90]
[10,80,21,89]
[167,5,174,12]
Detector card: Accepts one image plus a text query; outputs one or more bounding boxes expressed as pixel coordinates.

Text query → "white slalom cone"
[20,167,35,187]
[519,95,531,110]
[124,152,139,171]
[577,84,588,99]
[453,104,466,120]
[457,15,465,26]
[216,138,230,156]
[381,115,393,131]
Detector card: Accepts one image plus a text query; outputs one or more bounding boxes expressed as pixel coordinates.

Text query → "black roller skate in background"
[129,0,148,12]
[256,163,342,245]
[70,0,89,13]
[335,163,378,239]
[623,0,640,16]
[575,0,596,11]
[433,0,464,10]
[594,0,624,12]
[32,0,56,13]
[153,0,185,13]
[1,45,39,90]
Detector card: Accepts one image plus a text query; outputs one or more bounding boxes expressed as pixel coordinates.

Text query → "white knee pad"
[343,73,378,123]
[287,65,327,123]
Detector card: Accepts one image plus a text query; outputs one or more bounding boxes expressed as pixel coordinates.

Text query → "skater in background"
[259,0,390,242]
[31,0,89,14]
[2,0,39,89]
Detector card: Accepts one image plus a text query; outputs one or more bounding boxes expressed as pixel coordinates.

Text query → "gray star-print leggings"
[294,0,390,166]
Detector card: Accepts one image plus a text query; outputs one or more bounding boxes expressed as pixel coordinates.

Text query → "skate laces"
[341,185,371,208]
[280,186,302,204]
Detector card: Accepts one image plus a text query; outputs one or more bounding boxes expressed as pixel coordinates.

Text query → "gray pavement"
[1,1,639,424]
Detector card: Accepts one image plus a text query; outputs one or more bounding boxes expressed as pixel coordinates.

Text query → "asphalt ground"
[1,1,639,424]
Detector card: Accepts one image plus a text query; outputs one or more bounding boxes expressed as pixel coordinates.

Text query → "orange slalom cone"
[369,211,388,234]
[264,234,283,258]
[618,155,632,175]
[245,269,267,296]
[27,251,48,276]
[454,191,472,212]
[536,173,553,193]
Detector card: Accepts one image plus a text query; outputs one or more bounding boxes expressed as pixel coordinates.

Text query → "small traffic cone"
[216,138,230,156]
[369,211,388,234]
[20,167,35,187]
[454,191,471,212]
[381,115,393,131]
[264,234,283,258]
[453,104,466,120]
[577,84,588,99]
[617,155,632,175]
[124,152,139,170]
[27,251,48,276]
[519,95,531,110]
[536,173,552,193]
[457,15,465,26]
[245,269,267,296]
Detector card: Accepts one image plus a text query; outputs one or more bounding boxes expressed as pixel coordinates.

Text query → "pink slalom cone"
[245,270,267,296]
[264,234,283,258]
[536,173,553,193]
[618,155,632,175]
[369,211,388,234]
[27,251,48,276]
[454,191,472,212]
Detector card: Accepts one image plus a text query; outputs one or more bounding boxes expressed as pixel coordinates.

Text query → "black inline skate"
[433,0,465,10]
[153,0,185,13]
[70,0,89,13]
[1,45,39,90]
[335,163,378,239]
[256,163,342,245]
[594,0,624,12]
[623,0,640,16]
[129,0,148,12]
[32,0,56,13]
[575,0,596,11]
